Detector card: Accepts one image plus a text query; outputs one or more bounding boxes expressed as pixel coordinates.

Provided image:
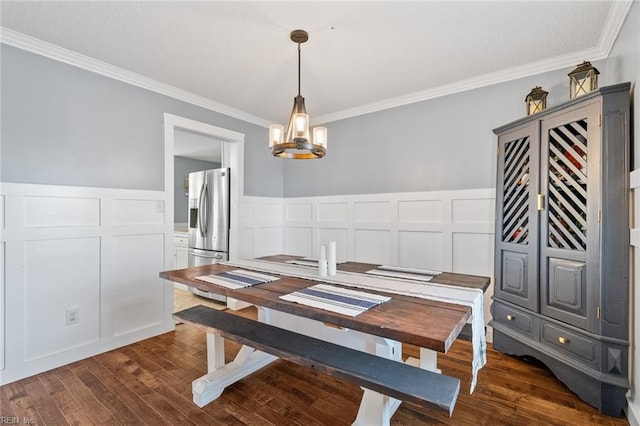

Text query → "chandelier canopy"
[269,30,327,159]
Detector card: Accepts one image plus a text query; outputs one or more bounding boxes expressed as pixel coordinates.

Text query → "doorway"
[163,113,245,313]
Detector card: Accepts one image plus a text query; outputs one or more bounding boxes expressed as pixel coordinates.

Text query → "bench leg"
[192,342,277,407]
[353,390,399,426]
[206,332,225,373]
[352,338,402,426]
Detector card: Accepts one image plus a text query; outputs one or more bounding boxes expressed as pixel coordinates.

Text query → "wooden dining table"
[160,255,490,424]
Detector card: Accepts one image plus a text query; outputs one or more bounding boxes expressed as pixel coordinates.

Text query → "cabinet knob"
[558,336,568,345]
[506,314,515,321]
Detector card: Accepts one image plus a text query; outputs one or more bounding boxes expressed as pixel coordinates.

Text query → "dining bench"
[174,305,461,416]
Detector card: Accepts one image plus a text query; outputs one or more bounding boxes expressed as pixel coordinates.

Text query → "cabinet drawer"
[541,321,597,366]
[494,302,538,340]
[174,235,189,247]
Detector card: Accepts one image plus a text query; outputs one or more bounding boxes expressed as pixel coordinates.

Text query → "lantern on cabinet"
[568,61,599,99]
[525,86,548,115]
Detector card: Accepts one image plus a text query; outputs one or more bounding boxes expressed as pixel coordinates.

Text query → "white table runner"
[225,258,486,393]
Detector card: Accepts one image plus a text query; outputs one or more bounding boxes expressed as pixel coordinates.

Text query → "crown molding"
[598,0,634,57]
[312,45,606,125]
[0,28,272,128]
[312,0,633,125]
[1,0,632,129]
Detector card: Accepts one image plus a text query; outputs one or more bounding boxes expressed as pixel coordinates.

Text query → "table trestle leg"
[405,347,441,373]
[353,337,402,426]
[192,339,277,408]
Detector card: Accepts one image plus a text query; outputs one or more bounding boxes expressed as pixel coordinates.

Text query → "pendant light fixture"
[269,30,327,159]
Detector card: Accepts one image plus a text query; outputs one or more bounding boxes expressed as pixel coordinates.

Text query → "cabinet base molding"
[493,330,628,417]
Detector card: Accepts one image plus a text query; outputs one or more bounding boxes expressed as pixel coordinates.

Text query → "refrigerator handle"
[202,184,210,237]
[198,183,207,237]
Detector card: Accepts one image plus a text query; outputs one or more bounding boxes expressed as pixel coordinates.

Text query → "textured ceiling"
[0,1,632,127]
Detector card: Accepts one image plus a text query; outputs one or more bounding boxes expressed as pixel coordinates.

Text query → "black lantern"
[525,86,548,115]
[568,61,599,99]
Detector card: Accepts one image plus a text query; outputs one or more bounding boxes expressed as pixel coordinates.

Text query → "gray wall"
[0,44,284,197]
[603,2,639,168]
[173,157,221,223]
[281,3,639,198]
[2,2,637,201]
[282,61,617,197]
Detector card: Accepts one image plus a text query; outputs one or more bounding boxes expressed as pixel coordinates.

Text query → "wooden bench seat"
[174,305,461,416]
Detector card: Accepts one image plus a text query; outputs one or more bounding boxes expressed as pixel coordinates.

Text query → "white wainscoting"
[627,169,640,426]
[242,189,496,339]
[239,196,285,260]
[282,189,495,275]
[0,183,174,385]
[283,189,496,336]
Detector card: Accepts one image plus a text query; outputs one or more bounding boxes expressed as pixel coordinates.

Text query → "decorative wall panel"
[354,229,391,264]
[398,231,443,271]
[318,202,348,222]
[287,203,313,222]
[452,198,494,223]
[286,227,313,257]
[354,201,390,222]
[112,199,164,225]
[23,196,100,227]
[253,227,284,258]
[318,228,349,260]
[23,237,101,361]
[398,200,442,223]
[0,183,174,385]
[0,242,5,370]
[257,202,284,222]
[0,195,5,230]
[108,234,165,336]
[453,232,494,276]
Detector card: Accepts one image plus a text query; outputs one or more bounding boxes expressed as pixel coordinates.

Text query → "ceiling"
[0,1,633,128]
[174,129,222,163]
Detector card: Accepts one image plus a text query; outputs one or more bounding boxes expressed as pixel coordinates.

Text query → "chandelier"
[269,30,327,159]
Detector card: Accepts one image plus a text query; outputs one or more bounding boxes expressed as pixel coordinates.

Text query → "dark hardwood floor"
[1,306,629,425]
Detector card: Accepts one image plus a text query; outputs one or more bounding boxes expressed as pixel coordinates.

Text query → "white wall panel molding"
[629,168,638,425]
[239,196,284,260]
[0,241,4,371]
[281,188,496,340]
[22,196,100,228]
[283,188,496,272]
[0,183,175,385]
[632,168,640,249]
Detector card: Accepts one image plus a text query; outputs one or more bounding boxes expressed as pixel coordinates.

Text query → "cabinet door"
[494,123,540,311]
[539,104,600,331]
[175,247,189,269]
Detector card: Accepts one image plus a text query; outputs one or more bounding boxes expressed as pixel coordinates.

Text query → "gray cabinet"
[491,83,630,416]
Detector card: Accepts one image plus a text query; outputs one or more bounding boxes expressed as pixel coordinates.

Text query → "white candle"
[328,241,337,276]
[318,259,328,277]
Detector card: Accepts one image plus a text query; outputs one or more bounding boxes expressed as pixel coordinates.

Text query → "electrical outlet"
[66,307,79,325]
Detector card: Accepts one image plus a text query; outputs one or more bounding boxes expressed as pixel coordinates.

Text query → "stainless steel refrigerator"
[187,167,230,301]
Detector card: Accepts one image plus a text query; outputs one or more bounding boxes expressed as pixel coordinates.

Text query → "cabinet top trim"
[493,82,631,135]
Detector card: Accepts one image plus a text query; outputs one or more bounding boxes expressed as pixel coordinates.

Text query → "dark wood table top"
[161,257,490,353]
[263,254,491,292]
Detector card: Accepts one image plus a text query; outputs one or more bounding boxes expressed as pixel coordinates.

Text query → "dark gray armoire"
[490,82,630,416]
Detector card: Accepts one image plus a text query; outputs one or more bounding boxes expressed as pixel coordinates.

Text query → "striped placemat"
[280,283,390,317]
[365,265,442,282]
[196,269,279,289]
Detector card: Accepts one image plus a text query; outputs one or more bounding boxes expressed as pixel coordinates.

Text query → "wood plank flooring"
[1,305,630,425]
